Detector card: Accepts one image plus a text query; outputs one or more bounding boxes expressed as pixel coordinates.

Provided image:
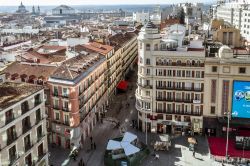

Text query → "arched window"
[177,60,182,66]
[168,60,172,65]
[192,60,196,66]
[186,60,191,66]
[197,60,201,67]
[146,44,150,51]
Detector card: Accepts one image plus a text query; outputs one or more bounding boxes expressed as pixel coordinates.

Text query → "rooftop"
[83,42,113,55]
[50,49,105,83]
[109,32,137,51]
[4,62,57,80]
[0,82,43,110]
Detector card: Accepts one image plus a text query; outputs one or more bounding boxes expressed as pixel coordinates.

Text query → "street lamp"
[224,111,230,162]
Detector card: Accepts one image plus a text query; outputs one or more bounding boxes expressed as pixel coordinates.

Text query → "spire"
[32,5,35,14]
[21,1,23,6]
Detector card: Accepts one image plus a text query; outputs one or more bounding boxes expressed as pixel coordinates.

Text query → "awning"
[122,132,137,142]
[117,80,128,90]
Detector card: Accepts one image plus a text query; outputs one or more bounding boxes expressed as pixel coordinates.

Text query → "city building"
[132,12,150,25]
[47,48,109,149]
[52,5,75,15]
[203,45,250,136]
[16,2,28,14]
[0,76,48,166]
[136,21,205,135]
[212,23,243,48]
[214,0,250,43]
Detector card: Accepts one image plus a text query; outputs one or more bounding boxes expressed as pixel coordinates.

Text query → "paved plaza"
[48,70,232,166]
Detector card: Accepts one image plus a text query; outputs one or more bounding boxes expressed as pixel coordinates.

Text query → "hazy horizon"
[0,0,216,6]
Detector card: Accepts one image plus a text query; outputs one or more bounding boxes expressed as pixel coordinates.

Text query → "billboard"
[232,81,250,118]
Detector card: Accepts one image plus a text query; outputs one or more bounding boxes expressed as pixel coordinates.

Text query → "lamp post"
[145,113,148,145]
[224,111,230,162]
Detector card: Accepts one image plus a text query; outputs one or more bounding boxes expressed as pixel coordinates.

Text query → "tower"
[32,5,35,14]
[37,6,40,15]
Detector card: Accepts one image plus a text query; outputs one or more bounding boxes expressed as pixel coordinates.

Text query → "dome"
[218,45,234,59]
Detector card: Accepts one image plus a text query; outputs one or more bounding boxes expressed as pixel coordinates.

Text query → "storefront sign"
[232,81,250,118]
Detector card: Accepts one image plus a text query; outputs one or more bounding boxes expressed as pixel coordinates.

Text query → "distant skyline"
[0,0,216,6]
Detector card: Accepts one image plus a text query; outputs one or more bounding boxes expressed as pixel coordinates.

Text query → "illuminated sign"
[232,81,250,118]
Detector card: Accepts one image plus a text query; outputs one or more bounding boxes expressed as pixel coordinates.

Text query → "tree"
[177,7,185,24]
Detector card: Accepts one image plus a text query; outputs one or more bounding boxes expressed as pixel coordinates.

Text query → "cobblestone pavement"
[49,69,231,166]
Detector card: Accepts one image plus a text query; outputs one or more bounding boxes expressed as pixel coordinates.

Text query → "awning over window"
[117,80,128,90]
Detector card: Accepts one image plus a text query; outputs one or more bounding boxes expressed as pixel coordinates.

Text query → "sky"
[0,0,215,6]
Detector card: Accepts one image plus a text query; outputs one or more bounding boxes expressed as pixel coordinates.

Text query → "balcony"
[53,91,59,97]
[62,94,69,99]
[24,142,33,152]
[36,116,42,124]
[5,116,15,125]
[21,106,30,115]
[34,99,42,107]
[9,154,20,166]
[64,121,70,126]
[37,133,46,142]
[22,124,32,134]
[156,109,174,114]
[137,83,153,89]
[194,88,203,92]
[53,105,60,110]
[37,152,47,163]
[62,107,70,112]
[156,86,173,90]
[7,134,17,146]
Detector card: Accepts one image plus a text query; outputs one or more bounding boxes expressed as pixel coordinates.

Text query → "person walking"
[90,136,93,143]
[91,142,93,150]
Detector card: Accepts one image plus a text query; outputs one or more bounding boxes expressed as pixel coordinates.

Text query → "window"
[167,70,172,76]
[139,42,142,49]
[9,145,17,161]
[212,66,217,72]
[146,68,150,75]
[55,112,60,121]
[145,102,151,109]
[195,71,201,78]
[146,80,150,86]
[62,88,69,97]
[176,82,182,89]
[54,99,59,109]
[177,70,181,77]
[63,101,69,111]
[64,114,69,125]
[146,44,150,51]
[146,91,150,96]
[239,67,246,74]
[186,71,191,77]
[211,106,215,114]
[146,58,150,65]
[5,109,14,125]
[154,44,158,51]
[158,69,163,76]
[211,80,217,103]
[223,66,230,73]
[53,86,58,96]
[176,60,182,66]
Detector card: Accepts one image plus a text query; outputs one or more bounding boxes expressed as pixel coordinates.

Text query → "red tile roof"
[4,62,57,81]
[83,42,113,55]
